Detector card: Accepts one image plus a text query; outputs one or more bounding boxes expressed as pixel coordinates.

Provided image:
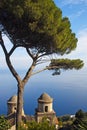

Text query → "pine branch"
[22,62,36,85]
[26,48,34,59]
[8,45,16,56]
[0,32,21,83]
[31,65,60,76]
[6,56,22,83]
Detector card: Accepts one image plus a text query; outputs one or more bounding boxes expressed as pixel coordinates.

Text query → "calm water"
[0,67,87,116]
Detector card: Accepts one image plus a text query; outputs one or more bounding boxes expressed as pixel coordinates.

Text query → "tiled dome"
[8,95,17,104]
[38,93,53,103]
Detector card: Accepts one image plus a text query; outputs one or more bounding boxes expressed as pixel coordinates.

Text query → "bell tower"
[35,92,58,126]
[7,95,25,116]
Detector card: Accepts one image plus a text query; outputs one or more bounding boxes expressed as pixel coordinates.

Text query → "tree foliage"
[0,115,11,130]
[0,0,83,72]
[19,120,56,130]
[49,59,83,75]
[72,110,87,130]
[0,0,78,55]
[58,110,87,130]
[75,109,85,119]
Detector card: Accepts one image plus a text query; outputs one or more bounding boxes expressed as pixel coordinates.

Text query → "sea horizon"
[0,66,87,116]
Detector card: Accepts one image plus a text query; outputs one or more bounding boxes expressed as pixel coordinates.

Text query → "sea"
[0,66,87,116]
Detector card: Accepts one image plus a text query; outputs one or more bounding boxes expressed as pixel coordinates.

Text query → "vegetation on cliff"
[59,109,87,130]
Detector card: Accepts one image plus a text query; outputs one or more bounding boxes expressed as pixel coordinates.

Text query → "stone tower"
[35,93,58,126]
[7,95,25,116]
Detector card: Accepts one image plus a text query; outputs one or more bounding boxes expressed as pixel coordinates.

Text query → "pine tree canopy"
[0,0,77,55]
[0,0,84,74]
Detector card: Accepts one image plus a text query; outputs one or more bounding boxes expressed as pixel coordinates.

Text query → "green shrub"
[75,109,85,119]
[0,115,11,130]
[18,120,56,130]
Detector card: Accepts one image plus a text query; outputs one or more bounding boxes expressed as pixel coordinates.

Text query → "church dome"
[38,93,53,103]
[7,95,17,104]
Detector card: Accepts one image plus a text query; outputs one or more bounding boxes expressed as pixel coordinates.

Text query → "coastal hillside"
[0,109,87,130]
[58,109,87,130]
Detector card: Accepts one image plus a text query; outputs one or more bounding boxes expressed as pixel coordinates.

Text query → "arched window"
[45,106,48,112]
[14,107,17,113]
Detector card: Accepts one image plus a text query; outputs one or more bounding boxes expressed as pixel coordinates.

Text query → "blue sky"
[54,0,87,66]
[0,0,87,69]
[54,0,87,32]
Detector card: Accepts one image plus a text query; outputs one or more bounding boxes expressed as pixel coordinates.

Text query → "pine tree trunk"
[16,83,24,130]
